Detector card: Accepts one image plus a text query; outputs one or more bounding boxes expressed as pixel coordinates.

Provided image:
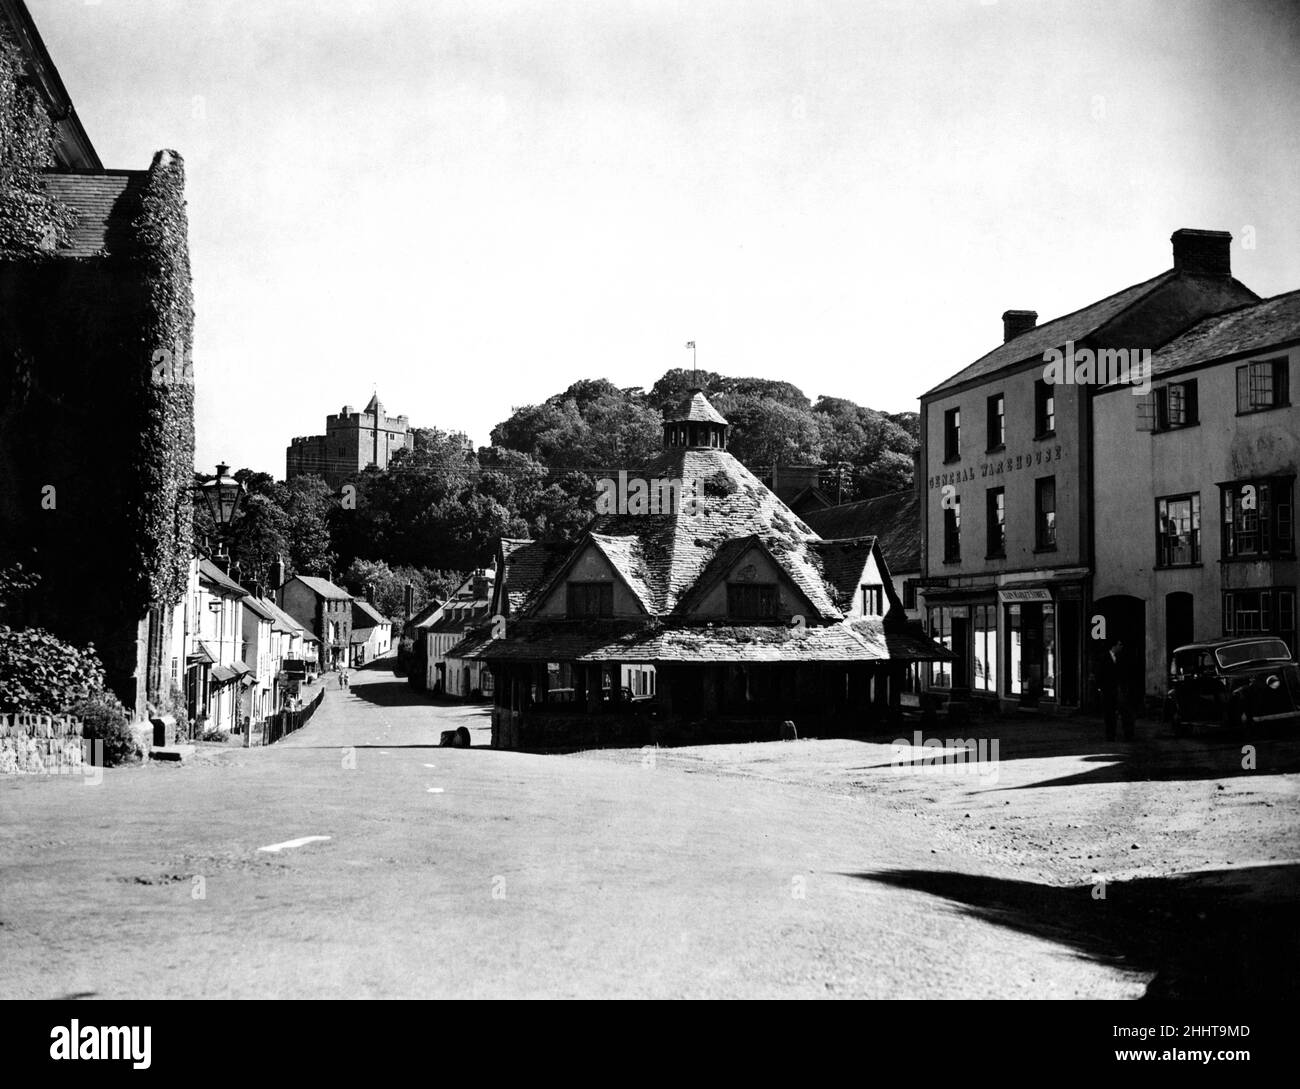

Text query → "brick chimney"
[366,582,375,605]
[403,582,415,619]
[1171,228,1232,277]
[1002,310,1038,342]
[268,555,285,593]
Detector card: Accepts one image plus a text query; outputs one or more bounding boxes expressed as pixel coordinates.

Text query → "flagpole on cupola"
[686,340,696,386]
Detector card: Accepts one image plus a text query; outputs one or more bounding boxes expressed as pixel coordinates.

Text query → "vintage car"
[1167,636,1300,735]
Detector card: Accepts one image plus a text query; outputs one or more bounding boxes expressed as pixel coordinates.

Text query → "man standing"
[1096,638,1135,741]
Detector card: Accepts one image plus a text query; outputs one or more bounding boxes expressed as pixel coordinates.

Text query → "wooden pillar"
[658,663,675,715]
[701,665,719,717]
[586,663,602,714]
[608,663,622,707]
[574,662,587,709]
[848,663,869,710]
[533,662,548,706]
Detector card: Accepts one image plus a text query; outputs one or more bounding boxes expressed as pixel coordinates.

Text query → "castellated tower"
[285,392,415,489]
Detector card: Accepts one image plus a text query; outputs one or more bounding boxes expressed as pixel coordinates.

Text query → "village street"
[1,661,1297,1000]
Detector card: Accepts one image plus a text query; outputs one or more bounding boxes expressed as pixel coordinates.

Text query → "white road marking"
[426,787,444,794]
[258,835,331,853]
[422,764,436,768]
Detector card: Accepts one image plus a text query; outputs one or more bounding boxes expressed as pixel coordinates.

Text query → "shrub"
[0,625,106,714]
[65,691,140,767]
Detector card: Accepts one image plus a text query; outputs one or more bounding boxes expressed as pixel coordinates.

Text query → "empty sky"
[30,0,1300,476]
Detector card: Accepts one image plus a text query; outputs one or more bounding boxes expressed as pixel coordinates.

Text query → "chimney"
[1171,228,1232,277]
[268,555,285,593]
[366,582,375,605]
[1002,310,1038,342]
[403,582,415,619]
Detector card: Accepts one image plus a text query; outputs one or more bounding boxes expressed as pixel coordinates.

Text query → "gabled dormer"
[676,535,822,622]
[533,533,653,619]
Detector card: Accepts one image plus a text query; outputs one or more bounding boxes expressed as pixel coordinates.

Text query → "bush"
[0,625,106,714]
[65,691,140,767]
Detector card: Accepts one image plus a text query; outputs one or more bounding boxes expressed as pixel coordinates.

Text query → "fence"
[261,689,325,746]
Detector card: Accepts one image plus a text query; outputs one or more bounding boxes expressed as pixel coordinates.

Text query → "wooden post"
[586,664,602,714]
[701,665,719,717]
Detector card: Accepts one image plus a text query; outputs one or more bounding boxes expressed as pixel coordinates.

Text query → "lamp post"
[196,463,248,744]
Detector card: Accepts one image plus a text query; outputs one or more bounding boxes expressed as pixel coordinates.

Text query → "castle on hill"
[285,393,414,489]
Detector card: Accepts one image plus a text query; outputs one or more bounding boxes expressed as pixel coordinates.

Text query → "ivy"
[0,30,78,257]
[128,149,196,610]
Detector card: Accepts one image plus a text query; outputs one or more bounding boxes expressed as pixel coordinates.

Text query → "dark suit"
[1096,647,1135,740]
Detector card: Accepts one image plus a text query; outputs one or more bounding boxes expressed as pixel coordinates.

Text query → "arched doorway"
[1091,595,1147,709]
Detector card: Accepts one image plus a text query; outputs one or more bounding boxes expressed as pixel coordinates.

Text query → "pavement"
[1,659,1297,999]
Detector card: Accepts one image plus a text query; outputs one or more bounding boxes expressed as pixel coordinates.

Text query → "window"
[943,407,960,462]
[973,604,997,693]
[861,585,884,616]
[1156,494,1200,566]
[902,580,917,610]
[728,583,778,618]
[943,494,961,562]
[986,393,1005,450]
[1236,358,1290,413]
[927,607,952,687]
[1035,476,1056,550]
[1152,379,1199,431]
[986,487,1005,557]
[1221,478,1295,559]
[567,582,614,618]
[1223,588,1296,654]
[1034,379,1055,437]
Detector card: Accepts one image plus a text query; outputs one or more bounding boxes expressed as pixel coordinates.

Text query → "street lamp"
[199,462,245,534]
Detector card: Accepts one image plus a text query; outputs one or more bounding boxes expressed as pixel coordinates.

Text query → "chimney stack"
[268,555,285,594]
[403,582,415,620]
[1171,228,1232,277]
[1002,310,1038,342]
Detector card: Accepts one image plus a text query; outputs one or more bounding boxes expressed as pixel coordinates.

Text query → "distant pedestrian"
[343,669,350,689]
[1096,638,1135,741]
[338,670,345,689]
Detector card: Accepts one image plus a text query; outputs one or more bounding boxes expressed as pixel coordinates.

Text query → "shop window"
[972,604,997,693]
[1156,493,1201,566]
[927,607,952,688]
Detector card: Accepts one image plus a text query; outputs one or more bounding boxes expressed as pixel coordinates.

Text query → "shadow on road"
[850,864,1300,999]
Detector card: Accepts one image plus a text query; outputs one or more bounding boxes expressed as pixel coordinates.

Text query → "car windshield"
[1214,639,1293,669]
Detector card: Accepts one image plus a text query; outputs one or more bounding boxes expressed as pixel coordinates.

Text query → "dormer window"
[727,583,777,618]
[567,582,613,618]
[861,585,883,616]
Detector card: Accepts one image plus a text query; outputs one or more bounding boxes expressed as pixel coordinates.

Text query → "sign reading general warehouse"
[927,443,1065,490]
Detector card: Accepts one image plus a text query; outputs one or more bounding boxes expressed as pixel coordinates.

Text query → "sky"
[29,0,1300,477]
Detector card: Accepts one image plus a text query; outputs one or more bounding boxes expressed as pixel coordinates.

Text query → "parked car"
[1166,637,1300,735]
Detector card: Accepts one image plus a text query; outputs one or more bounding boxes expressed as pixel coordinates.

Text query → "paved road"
[0,661,1239,998]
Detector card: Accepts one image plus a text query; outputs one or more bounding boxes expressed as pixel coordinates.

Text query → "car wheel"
[1171,705,1190,737]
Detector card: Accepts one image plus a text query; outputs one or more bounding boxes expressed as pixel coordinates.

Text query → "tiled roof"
[1147,290,1300,380]
[665,389,728,424]
[350,630,371,644]
[922,270,1176,397]
[801,489,921,573]
[41,171,146,258]
[498,538,571,616]
[261,598,306,635]
[352,600,390,628]
[199,559,247,598]
[807,537,877,611]
[291,575,352,601]
[407,599,445,632]
[589,533,655,613]
[462,618,951,664]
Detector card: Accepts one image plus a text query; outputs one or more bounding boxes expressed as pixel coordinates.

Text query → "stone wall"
[0,713,86,774]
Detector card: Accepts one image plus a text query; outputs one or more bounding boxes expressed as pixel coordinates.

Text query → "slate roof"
[260,598,306,636]
[42,171,146,258]
[291,575,352,601]
[801,489,921,574]
[922,270,1177,397]
[199,559,247,598]
[352,600,390,629]
[461,618,952,664]
[665,389,729,424]
[807,537,877,612]
[497,539,571,616]
[241,596,278,623]
[1146,290,1300,380]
